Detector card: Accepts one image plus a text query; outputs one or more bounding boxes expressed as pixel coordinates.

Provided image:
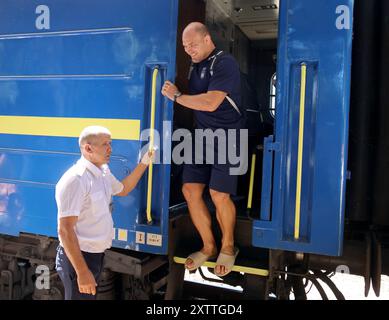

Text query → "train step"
[172,255,269,276]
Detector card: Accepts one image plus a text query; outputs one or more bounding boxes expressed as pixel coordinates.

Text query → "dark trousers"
[55,246,105,300]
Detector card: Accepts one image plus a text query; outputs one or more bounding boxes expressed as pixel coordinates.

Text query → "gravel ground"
[306,273,389,300]
[184,269,389,300]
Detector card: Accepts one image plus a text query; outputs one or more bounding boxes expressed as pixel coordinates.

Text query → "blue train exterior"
[0,0,178,255]
[0,0,388,300]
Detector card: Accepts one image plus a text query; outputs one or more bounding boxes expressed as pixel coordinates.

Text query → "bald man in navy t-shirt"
[162,22,244,277]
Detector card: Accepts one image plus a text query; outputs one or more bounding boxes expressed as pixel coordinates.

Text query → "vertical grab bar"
[247,153,257,210]
[294,63,307,239]
[146,67,159,224]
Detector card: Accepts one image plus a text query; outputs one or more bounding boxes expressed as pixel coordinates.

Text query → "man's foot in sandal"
[214,247,239,277]
[185,248,217,271]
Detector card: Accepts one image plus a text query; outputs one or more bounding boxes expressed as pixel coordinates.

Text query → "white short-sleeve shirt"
[55,157,124,253]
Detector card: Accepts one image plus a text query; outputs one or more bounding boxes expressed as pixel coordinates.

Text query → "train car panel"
[0,0,179,255]
[254,0,354,256]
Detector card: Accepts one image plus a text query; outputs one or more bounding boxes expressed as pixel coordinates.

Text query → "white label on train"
[136,231,146,244]
[146,233,162,247]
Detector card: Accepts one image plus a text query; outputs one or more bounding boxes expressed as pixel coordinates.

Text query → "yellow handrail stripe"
[0,116,140,140]
[146,68,159,224]
[173,256,269,276]
[247,153,256,209]
[294,63,307,240]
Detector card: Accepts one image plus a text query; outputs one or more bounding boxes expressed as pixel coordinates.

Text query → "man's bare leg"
[182,183,217,268]
[210,189,236,275]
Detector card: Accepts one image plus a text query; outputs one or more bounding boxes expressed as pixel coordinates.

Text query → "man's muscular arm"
[161,80,226,112]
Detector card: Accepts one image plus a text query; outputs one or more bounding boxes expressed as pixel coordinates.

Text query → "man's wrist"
[75,264,90,276]
[173,91,182,102]
[139,162,148,169]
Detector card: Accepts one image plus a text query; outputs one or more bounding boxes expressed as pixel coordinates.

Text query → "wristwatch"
[173,91,182,102]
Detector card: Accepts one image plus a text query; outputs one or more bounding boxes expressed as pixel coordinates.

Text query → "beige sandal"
[214,247,239,277]
[185,251,217,271]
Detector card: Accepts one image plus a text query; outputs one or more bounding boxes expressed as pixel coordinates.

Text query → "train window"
[269,72,277,118]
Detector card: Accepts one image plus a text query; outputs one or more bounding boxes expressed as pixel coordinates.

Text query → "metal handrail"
[294,63,307,240]
[146,67,159,224]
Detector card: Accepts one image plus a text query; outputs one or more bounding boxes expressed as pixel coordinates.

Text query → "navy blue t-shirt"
[188,49,243,130]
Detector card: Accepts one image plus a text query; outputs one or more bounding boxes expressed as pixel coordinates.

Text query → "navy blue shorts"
[182,129,242,195]
[182,162,239,195]
[55,246,104,300]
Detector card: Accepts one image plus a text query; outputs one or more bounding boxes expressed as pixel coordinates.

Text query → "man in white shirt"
[55,125,153,300]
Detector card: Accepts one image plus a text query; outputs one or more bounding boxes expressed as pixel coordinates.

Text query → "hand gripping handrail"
[146,68,159,224]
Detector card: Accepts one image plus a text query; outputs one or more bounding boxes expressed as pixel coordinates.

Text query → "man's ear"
[84,144,93,154]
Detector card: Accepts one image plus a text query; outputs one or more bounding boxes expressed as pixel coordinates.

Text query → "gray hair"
[79,125,111,147]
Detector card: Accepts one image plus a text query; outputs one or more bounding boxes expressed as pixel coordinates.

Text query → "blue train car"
[0,0,388,300]
[0,0,178,256]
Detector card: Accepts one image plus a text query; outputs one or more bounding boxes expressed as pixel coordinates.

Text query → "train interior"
[166,0,280,298]
[170,0,278,220]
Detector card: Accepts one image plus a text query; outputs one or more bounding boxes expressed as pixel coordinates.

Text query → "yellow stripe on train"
[0,116,140,141]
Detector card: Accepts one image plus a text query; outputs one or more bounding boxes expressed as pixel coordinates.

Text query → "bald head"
[183,22,210,38]
[182,22,215,63]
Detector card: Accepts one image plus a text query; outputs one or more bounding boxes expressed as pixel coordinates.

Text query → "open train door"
[253,0,354,255]
[0,0,178,255]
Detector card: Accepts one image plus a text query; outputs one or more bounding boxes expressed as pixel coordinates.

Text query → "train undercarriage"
[1,207,387,300]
